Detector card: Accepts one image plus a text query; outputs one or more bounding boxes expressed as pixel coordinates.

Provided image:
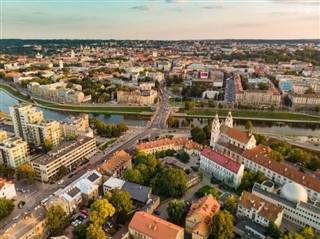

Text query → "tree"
[223,195,238,215]
[73,224,87,239]
[86,223,106,239]
[167,199,186,225]
[266,221,282,239]
[46,205,67,236]
[58,165,68,176]
[269,151,284,163]
[181,118,189,127]
[301,226,315,239]
[43,139,53,152]
[211,210,234,239]
[254,134,267,145]
[245,120,253,132]
[282,233,304,239]
[0,197,15,219]
[185,101,194,110]
[117,122,128,132]
[89,198,115,226]
[123,169,144,185]
[176,151,190,163]
[151,168,187,198]
[16,163,36,184]
[191,126,206,144]
[106,188,134,222]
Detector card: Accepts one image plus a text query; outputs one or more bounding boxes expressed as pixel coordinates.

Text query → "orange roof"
[243,144,320,193]
[221,125,253,144]
[99,150,131,174]
[129,212,184,239]
[186,194,220,237]
[239,191,283,221]
[0,178,13,190]
[136,137,200,151]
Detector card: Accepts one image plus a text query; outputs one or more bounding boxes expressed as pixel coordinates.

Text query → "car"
[71,220,81,226]
[80,213,87,219]
[81,209,88,216]
[57,180,64,185]
[77,215,84,221]
[20,188,26,193]
[105,222,113,228]
[154,210,161,215]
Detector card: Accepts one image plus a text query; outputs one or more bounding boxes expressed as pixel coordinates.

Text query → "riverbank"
[177,108,320,123]
[0,84,152,115]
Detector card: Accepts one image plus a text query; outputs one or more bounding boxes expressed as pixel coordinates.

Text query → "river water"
[1,90,320,136]
[0,90,149,126]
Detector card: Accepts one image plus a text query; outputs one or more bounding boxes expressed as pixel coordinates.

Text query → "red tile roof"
[201,147,242,174]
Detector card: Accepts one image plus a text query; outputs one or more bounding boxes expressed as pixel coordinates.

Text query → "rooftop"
[122,181,151,203]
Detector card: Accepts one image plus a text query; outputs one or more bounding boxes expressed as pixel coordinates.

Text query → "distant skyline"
[1,0,319,40]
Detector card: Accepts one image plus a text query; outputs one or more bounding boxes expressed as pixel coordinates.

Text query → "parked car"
[57,180,64,185]
[81,209,88,216]
[105,222,113,228]
[80,213,87,219]
[77,215,84,221]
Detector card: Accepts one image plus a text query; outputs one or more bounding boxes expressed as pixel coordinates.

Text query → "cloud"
[131,4,154,11]
[201,5,226,10]
[165,0,186,3]
[271,0,319,5]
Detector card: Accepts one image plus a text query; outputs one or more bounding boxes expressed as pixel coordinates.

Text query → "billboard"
[200,71,209,79]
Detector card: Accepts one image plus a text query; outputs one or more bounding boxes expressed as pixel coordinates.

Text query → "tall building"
[0,137,30,168]
[9,104,61,147]
[60,114,93,138]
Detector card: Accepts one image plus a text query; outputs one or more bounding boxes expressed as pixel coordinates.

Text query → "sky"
[1,0,319,40]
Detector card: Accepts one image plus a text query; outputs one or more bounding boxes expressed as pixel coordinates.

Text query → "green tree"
[0,197,15,219]
[106,188,134,222]
[123,169,144,184]
[167,199,186,225]
[270,151,284,163]
[211,210,235,239]
[223,195,238,215]
[43,139,53,152]
[89,198,115,226]
[86,223,106,239]
[58,165,68,176]
[46,205,67,236]
[117,122,128,132]
[282,233,304,239]
[181,118,189,127]
[254,134,267,145]
[266,221,282,239]
[73,224,87,239]
[245,120,253,132]
[176,151,190,163]
[16,163,36,184]
[191,126,206,144]
[301,226,315,239]
[151,168,187,198]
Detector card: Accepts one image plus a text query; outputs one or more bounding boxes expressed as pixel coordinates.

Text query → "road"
[225,77,235,105]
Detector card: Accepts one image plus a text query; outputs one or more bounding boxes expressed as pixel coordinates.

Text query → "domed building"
[280,182,309,203]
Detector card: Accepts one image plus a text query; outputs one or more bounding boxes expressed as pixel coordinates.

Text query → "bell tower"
[225,111,233,128]
[210,113,221,148]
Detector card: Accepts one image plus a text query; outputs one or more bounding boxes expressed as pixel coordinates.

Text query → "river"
[0,90,149,126]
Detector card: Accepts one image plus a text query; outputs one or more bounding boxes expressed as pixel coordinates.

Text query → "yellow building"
[117,89,157,106]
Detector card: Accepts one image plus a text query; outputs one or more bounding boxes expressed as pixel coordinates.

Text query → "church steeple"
[225,111,233,128]
[210,113,221,148]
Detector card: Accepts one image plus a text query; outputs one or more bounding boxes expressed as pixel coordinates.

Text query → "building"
[9,104,61,147]
[0,130,8,141]
[0,178,17,199]
[136,137,202,155]
[2,205,49,239]
[200,147,244,188]
[234,75,281,106]
[97,150,132,178]
[129,211,184,239]
[252,182,320,233]
[0,137,30,169]
[185,194,220,239]
[237,191,284,228]
[117,89,157,106]
[103,177,126,194]
[31,137,96,182]
[290,92,320,108]
[60,114,93,138]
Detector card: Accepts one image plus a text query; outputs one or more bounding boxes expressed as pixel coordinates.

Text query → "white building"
[0,137,30,169]
[103,177,126,195]
[0,178,17,199]
[252,182,320,233]
[60,114,93,138]
[200,147,244,188]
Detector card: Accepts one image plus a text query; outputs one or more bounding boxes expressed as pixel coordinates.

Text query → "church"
[210,111,257,160]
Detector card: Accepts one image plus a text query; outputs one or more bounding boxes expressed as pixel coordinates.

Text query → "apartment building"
[117,89,157,106]
[31,137,96,182]
[185,194,220,239]
[252,182,320,233]
[0,178,17,199]
[0,137,30,169]
[129,212,184,239]
[136,137,202,155]
[0,130,8,141]
[237,191,284,228]
[234,75,281,106]
[289,92,320,108]
[200,147,244,188]
[9,104,61,147]
[96,150,132,178]
[60,114,93,138]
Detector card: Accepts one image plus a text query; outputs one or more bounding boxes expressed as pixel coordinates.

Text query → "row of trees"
[124,152,188,198]
[89,118,128,137]
[267,224,319,239]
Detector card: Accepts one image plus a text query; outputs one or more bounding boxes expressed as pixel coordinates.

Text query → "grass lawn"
[196,185,221,198]
[98,138,117,151]
[0,84,152,114]
[180,108,320,122]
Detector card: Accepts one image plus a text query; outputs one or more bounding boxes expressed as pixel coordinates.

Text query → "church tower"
[225,111,233,128]
[210,113,221,148]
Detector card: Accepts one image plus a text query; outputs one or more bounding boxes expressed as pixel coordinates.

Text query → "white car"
[57,180,64,185]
